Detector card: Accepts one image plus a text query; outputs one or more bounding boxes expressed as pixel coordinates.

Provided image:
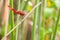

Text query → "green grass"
[38,0,42,40]
[20,0,29,40]
[37,0,45,40]
[1,0,60,40]
[31,0,38,40]
[15,0,21,40]
[52,8,60,40]
[9,0,15,40]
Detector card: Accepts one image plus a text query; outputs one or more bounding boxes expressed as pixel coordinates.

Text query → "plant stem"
[21,0,29,40]
[22,0,29,11]
[4,0,10,40]
[38,0,42,40]
[31,0,38,40]
[52,8,60,40]
[41,0,45,27]
[16,0,20,40]
[42,0,45,40]
[10,0,14,40]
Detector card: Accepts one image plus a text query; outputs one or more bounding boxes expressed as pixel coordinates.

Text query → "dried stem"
[3,0,10,40]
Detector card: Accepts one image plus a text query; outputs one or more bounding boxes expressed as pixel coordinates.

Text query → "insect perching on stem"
[8,6,26,16]
[1,2,42,40]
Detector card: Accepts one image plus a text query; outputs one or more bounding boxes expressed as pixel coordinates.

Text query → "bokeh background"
[0,0,60,40]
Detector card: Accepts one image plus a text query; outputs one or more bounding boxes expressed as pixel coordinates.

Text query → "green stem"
[41,0,45,27]
[31,0,38,40]
[16,0,20,40]
[38,0,45,40]
[52,8,60,40]
[21,0,29,40]
[38,0,42,40]
[10,0,14,40]
[22,0,29,11]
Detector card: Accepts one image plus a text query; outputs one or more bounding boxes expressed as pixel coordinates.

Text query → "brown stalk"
[2,0,10,40]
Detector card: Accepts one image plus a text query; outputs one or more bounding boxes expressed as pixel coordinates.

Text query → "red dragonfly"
[8,6,25,16]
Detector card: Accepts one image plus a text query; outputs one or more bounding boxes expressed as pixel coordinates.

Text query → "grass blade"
[16,0,20,40]
[38,0,42,40]
[9,0,14,40]
[52,8,60,40]
[31,0,39,40]
[21,0,29,40]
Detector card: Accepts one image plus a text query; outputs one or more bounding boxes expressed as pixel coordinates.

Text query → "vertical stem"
[38,0,42,40]
[10,0,14,40]
[22,0,29,11]
[42,0,45,40]
[4,0,10,40]
[21,0,29,40]
[42,0,45,27]
[1,0,5,38]
[52,8,60,40]
[38,0,45,40]
[16,0,20,40]
[31,0,38,40]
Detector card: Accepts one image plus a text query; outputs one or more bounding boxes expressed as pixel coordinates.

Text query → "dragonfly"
[8,6,26,16]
